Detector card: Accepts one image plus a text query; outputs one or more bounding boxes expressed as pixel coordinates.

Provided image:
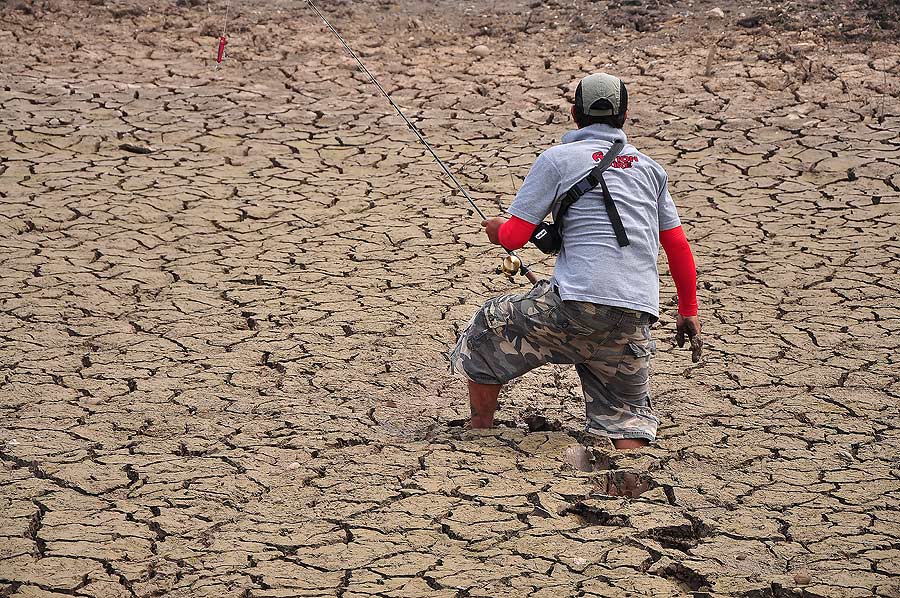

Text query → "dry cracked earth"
[1,0,899,596]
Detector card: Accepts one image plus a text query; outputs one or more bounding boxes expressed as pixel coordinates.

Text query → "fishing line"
[214,0,229,69]
[304,0,535,282]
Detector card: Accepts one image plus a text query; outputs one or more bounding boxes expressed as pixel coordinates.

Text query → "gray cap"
[575,73,628,117]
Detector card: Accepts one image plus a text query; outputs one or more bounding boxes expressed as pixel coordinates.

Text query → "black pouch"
[530,222,562,255]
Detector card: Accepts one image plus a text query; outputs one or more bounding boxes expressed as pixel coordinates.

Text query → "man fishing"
[450,73,702,449]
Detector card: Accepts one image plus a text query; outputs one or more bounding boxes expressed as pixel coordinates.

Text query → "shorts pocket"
[466,311,491,349]
[556,309,598,336]
[615,334,655,379]
[626,339,656,359]
[482,299,513,335]
[486,282,558,338]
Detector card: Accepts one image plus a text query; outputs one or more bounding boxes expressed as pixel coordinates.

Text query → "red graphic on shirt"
[592,151,638,168]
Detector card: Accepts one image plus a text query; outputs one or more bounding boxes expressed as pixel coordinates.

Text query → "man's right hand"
[482,217,507,246]
[675,315,703,363]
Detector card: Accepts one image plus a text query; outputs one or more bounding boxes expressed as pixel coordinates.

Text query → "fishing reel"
[497,253,538,284]
[500,254,522,276]
[496,253,537,284]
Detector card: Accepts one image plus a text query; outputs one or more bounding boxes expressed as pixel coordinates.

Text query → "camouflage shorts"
[449,280,659,441]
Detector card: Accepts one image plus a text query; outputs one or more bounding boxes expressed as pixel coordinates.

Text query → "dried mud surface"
[1,0,899,596]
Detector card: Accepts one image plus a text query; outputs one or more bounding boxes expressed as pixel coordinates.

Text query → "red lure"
[214,1,229,68]
[216,35,227,64]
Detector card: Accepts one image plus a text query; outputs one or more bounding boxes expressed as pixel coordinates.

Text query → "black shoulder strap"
[598,176,629,247]
[554,139,630,248]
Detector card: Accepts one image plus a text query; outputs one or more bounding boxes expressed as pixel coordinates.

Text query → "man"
[449,73,702,449]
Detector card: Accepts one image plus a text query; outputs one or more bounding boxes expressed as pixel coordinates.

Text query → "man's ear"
[570,105,579,126]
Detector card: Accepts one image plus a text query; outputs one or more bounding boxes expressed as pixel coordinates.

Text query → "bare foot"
[612,438,650,450]
[467,417,494,429]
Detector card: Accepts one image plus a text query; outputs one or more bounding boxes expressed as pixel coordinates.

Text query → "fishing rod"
[304,0,537,284]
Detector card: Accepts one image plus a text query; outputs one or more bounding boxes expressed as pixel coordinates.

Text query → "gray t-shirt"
[508,124,681,318]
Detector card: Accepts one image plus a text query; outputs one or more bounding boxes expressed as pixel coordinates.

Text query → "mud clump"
[649,561,711,592]
[595,471,653,498]
[562,501,631,526]
[523,413,561,432]
[109,5,142,18]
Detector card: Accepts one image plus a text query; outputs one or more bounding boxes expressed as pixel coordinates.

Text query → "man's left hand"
[482,217,507,246]
[676,314,703,363]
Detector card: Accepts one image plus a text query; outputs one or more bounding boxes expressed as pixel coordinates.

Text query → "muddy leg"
[468,381,502,428]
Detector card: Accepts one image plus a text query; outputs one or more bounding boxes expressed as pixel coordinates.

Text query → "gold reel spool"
[500,254,522,276]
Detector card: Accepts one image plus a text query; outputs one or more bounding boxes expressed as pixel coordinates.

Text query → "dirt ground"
[1,0,899,596]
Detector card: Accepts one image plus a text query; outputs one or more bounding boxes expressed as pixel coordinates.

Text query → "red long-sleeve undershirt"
[498,215,537,250]
[659,226,698,317]
[497,216,699,316]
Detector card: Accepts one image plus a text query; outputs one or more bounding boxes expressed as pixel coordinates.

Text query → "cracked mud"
[1,0,898,596]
